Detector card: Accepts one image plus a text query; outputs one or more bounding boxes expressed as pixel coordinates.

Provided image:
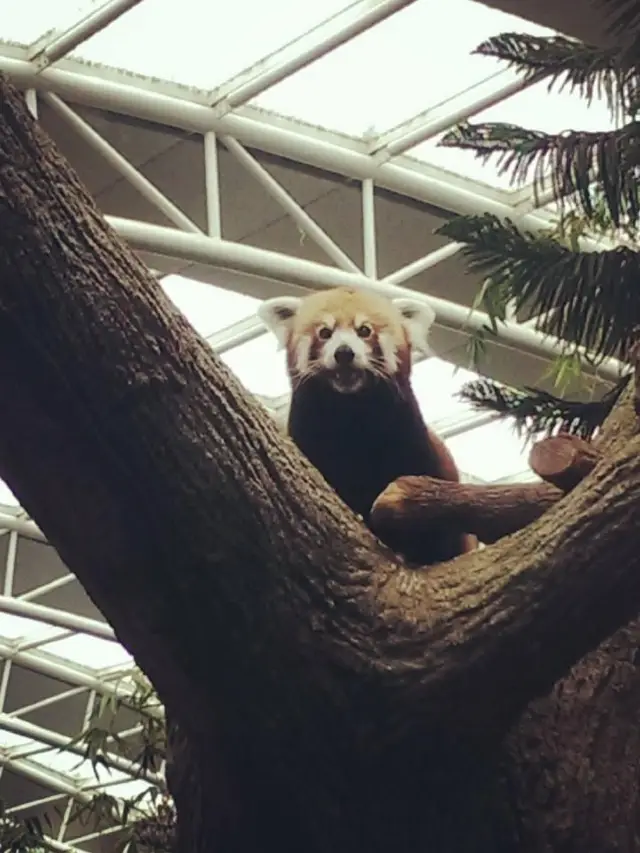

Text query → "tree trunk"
[1,74,640,852]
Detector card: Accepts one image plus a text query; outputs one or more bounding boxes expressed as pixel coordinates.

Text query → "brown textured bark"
[630,337,640,417]
[371,475,563,545]
[528,433,602,492]
[2,73,640,853]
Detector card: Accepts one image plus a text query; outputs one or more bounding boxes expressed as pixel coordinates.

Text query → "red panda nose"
[334,345,355,366]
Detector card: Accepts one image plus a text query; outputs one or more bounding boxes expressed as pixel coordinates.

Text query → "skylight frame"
[0,0,624,839]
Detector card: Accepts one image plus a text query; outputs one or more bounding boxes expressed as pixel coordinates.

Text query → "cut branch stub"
[370,476,563,546]
[529,433,602,493]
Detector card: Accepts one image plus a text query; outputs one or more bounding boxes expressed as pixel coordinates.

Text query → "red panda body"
[259,287,475,567]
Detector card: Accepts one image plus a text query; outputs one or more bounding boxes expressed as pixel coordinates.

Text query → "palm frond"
[439,120,640,226]
[599,0,640,69]
[473,33,640,117]
[459,375,630,441]
[436,213,640,362]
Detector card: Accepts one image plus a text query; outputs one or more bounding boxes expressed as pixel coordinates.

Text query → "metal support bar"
[0,713,162,784]
[42,92,203,233]
[6,791,68,815]
[372,69,536,160]
[0,512,44,541]
[362,178,377,278]
[0,595,115,641]
[3,530,18,595]
[206,313,270,354]
[29,0,146,69]
[214,0,418,112]
[24,88,38,119]
[0,55,559,230]
[383,241,462,286]
[15,629,75,654]
[204,132,222,238]
[0,752,90,798]
[18,574,76,602]
[109,215,624,382]
[7,684,88,718]
[0,640,162,712]
[205,240,469,353]
[221,135,360,272]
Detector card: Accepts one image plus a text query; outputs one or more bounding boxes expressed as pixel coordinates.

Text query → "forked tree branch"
[0,73,639,766]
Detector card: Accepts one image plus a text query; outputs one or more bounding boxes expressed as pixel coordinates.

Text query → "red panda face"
[258,288,436,395]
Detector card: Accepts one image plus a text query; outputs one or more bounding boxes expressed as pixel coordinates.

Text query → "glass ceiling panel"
[447,418,532,482]
[69,0,353,92]
[0,480,19,507]
[411,357,479,423]
[0,611,132,669]
[2,0,101,47]
[253,0,553,137]
[411,76,620,190]
[161,275,260,340]
[221,334,291,399]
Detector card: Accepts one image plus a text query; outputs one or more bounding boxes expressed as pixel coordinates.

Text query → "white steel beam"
[221,135,360,272]
[43,92,203,233]
[362,178,377,277]
[371,68,537,161]
[0,511,44,541]
[383,241,463,287]
[204,132,222,238]
[0,640,136,703]
[28,0,146,69]
[18,574,76,602]
[108,216,624,382]
[0,55,535,220]
[0,713,162,784]
[0,595,115,641]
[212,0,418,113]
[0,51,609,258]
[24,88,38,118]
[5,791,69,815]
[7,684,88,718]
[0,751,90,799]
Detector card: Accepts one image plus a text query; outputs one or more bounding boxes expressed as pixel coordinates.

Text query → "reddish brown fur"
[273,288,476,566]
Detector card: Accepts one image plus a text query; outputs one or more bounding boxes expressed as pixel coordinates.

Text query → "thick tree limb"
[371,476,563,545]
[370,432,602,548]
[2,74,640,850]
[529,433,602,492]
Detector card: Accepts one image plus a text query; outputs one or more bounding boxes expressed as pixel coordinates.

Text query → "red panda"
[258,287,475,567]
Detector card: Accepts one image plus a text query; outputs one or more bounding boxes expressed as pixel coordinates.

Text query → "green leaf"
[599,0,640,69]
[436,213,640,361]
[438,120,640,226]
[458,374,630,441]
[473,33,640,117]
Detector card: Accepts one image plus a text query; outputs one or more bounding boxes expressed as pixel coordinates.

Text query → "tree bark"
[2,74,640,852]
[371,476,562,546]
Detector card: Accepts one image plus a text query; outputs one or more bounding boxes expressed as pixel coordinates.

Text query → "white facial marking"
[295,334,311,374]
[322,328,368,370]
[377,330,399,373]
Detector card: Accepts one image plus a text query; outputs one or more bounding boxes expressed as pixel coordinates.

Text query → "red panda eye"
[318,326,333,340]
[357,324,372,339]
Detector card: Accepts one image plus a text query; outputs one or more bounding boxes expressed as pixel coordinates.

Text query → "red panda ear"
[258,297,302,350]
[393,298,436,358]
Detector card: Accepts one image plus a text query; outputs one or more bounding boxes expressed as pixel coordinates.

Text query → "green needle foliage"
[457,375,630,440]
[435,6,640,440]
[438,213,640,361]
